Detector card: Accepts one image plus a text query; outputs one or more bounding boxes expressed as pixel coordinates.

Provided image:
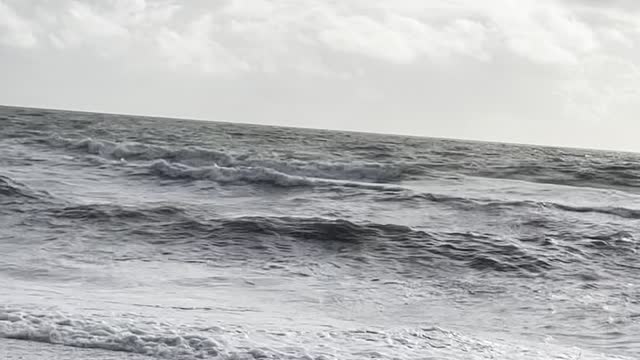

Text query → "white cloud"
[318,14,420,64]
[218,0,491,66]
[0,0,633,70]
[317,13,489,64]
[445,0,598,65]
[53,1,129,48]
[156,13,249,74]
[0,0,36,48]
[7,0,181,51]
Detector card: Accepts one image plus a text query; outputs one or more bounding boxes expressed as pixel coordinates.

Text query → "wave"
[40,135,640,193]
[42,135,415,183]
[217,217,554,273]
[146,160,404,190]
[471,162,640,193]
[475,199,640,221]
[42,203,186,222]
[217,216,413,243]
[33,203,555,274]
[0,308,625,360]
[241,158,414,183]
[550,203,640,220]
[382,192,640,220]
[148,159,316,187]
[0,176,31,199]
[68,137,235,167]
[27,199,636,276]
[0,175,48,201]
[0,308,231,359]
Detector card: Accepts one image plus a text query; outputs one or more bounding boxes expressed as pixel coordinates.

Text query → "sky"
[1,0,640,151]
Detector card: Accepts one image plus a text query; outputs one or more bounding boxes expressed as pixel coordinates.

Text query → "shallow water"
[1,105,639,359]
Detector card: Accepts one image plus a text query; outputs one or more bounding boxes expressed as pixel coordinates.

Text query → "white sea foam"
[45,135,412,183]
[149,159,316,187]
[0,308,630,360]
[147,159,406,191]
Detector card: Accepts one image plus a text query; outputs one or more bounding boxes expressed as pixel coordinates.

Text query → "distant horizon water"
[1,103,636,154]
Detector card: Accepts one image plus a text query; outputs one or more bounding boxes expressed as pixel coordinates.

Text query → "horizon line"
[1,102,635,155]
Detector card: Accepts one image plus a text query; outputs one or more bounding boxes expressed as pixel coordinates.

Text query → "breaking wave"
[42,135,414,183]
[148,159,316,187]
[0,308,237,360]
[0,308,621,360]
[146,160,404,190]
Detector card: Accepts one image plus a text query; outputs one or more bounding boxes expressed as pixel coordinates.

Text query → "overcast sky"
[1,0,639,151]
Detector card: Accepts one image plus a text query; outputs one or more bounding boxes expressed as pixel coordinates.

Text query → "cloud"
[156,13,249,74]
[0,0,37,48]
[2,0,180,52]
[487,0,598,65]
[49,1,129,49]
[218,0,491,67]
[317,14,489,64]
[0,0,635,71]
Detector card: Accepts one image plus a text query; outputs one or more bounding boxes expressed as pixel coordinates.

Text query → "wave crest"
[0,308,222,359]
[0,175,47,201]
[384,192,640,220]
[45,204,185,222]
[149,159,315,187]
[43,135,414,183]
[1,307,618,360]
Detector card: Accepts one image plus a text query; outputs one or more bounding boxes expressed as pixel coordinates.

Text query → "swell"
[0,175,50,203]
[147,159,403,190]
[32,203,557,274]
[42,203,186,222]
[148,159,316,187]
[33,135,640,193]
[41,135,414,184]
[9,111,640,194]
[382,192,640,221]
[18,200,636,278]
[550,203,640,220]
[0,175,34,199]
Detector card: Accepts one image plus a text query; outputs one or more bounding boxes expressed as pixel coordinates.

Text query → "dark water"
[1,105,639,359]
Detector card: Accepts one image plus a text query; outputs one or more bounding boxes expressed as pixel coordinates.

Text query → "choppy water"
[1,105,639,359]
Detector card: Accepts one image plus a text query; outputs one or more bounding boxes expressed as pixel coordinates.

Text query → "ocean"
[1,105,638,359]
